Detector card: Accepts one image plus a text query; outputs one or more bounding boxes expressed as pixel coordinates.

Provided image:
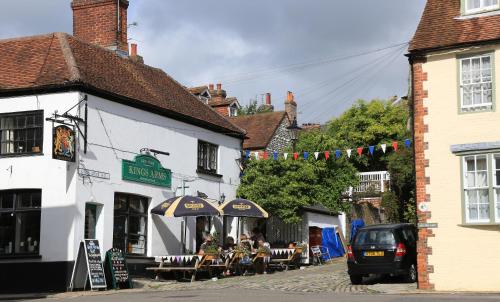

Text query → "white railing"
[347,171,390,195]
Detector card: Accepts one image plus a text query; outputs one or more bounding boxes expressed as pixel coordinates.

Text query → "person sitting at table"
[254,239,271,274]
[223,236,235,252]
[239,234,253,252]
[251,228,265,249]
[198,234,220,256]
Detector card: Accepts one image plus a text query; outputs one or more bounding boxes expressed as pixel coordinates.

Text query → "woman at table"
[254,239,271,274]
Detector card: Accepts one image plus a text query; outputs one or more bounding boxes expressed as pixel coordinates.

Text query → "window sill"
[458,223,500,227]
[0,254,41,260]
[456,9,500,19]
[196,169,223,178]
[0,152,44,159]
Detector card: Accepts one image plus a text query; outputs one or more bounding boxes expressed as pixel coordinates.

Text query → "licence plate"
[364,251,384,257]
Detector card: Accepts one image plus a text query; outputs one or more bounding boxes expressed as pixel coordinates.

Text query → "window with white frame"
[229,105,238,117]
[459,54,494,111]
[493,154,500,221]
[197,140,218,174]
[463,155,490,223]
[464,0,499,14]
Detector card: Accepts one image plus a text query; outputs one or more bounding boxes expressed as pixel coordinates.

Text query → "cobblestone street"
[132,258,417,295]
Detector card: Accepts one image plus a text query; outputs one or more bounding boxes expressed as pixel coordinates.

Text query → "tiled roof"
[209,97,237,107]
[409,0,500,53]
[230,111,288,150]
[0,33,245,137]
[187,86,208,95]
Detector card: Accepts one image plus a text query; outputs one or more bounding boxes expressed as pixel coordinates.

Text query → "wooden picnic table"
[147,254,229,282]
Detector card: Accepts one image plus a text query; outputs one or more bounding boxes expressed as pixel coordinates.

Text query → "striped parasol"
[151,195,222,217]
[219,198,269,218]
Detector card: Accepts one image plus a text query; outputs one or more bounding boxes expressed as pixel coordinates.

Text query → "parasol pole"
[237,217,240,243]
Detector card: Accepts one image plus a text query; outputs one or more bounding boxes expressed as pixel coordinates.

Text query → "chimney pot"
[131,43,137,56]
[217,83,222,91]
[209,84,214,90]
[265,93,271,105]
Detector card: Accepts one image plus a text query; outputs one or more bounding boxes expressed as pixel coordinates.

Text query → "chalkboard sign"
[69,240,107,291]
[105,248,132,289]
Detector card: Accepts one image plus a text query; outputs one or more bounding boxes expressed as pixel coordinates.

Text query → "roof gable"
[410,0,500,53]
[0,33,245,137]
[230,111,288,150]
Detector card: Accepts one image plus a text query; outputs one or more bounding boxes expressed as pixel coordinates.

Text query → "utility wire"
[218,42,408,85]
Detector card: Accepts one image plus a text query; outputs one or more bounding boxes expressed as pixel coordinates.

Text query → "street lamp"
[287,117,302,152]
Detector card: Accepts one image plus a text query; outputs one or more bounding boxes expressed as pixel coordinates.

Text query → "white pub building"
[0,0,245,292]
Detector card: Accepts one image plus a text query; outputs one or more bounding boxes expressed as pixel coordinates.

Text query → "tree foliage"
[237,134,358,224]
[326,99,409,171]
[238,100,274,116]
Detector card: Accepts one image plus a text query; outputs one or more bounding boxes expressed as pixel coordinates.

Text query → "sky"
[0,0,427,123]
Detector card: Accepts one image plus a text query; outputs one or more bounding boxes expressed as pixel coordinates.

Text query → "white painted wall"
[0,91,242,263]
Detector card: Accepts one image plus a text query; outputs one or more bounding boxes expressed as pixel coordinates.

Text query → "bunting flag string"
[244,139,412,161]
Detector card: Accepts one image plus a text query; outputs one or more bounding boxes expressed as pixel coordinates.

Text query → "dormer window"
[229,105,238,117]
[464,0,499,15]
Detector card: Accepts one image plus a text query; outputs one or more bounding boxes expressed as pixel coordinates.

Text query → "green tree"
[326,99,409,171]
[238,100,258,116]
[237,130,358,224]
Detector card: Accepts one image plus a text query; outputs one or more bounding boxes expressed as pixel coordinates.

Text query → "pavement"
[2,259,499,301]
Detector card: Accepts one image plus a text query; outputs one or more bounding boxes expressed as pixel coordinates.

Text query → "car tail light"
[395,243,407,257]
[347,245,355,260]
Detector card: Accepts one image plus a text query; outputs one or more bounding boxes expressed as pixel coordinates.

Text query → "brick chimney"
[72,0,129,55]
[258,93,274,112]
[285,91,297,122]
[129,43,144,63]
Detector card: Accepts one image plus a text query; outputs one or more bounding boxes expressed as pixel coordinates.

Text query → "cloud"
[0,0,427,123]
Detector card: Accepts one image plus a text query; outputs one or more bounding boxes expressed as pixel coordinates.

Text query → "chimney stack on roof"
[129,43,144,63]
[285,91,297,123]
[72,0,130,56]
[209,84,214,90]
[217,83,222,92]
[265,93,272,105]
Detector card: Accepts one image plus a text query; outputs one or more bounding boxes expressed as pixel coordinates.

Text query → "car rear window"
[354,229,396,246]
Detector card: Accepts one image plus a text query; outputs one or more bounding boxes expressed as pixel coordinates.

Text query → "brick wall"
[72,0,129,53]
[412,56,434,290]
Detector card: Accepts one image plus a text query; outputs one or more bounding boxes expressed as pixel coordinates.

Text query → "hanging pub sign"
[53,125,76,162]
[122,154,171,188]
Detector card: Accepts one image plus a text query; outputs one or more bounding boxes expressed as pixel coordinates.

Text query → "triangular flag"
[381,144,387,154]
[304,152,309,160]
[293,152,298,160]
[369,146,375,156]
[392,141,398,152]
[263,152,268,160]
[254,152,259,160]
[314,152,320,160]
[347,149,352,158]
[357,147,363,156]
[324,151,330,161]
[273,152,278,160]
[245,150,251,159]
[335,150,341,159]
[284,153,289,160]
[405,139,412,149]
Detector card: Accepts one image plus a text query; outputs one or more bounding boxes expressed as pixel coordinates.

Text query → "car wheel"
[404,264,417,283]
[349,274,363,285]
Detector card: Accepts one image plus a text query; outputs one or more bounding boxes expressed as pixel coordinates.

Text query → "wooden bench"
[146,256,200,282]
[269,247,303,271]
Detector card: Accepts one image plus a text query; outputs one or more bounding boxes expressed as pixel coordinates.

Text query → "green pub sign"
[122,154,171,188]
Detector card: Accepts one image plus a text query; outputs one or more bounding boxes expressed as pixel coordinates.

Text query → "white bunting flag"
[314,152,320,160]
[254,152,259,160]
[284,153,289,160]
[381,144,387,154]
[347,149,352,158]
